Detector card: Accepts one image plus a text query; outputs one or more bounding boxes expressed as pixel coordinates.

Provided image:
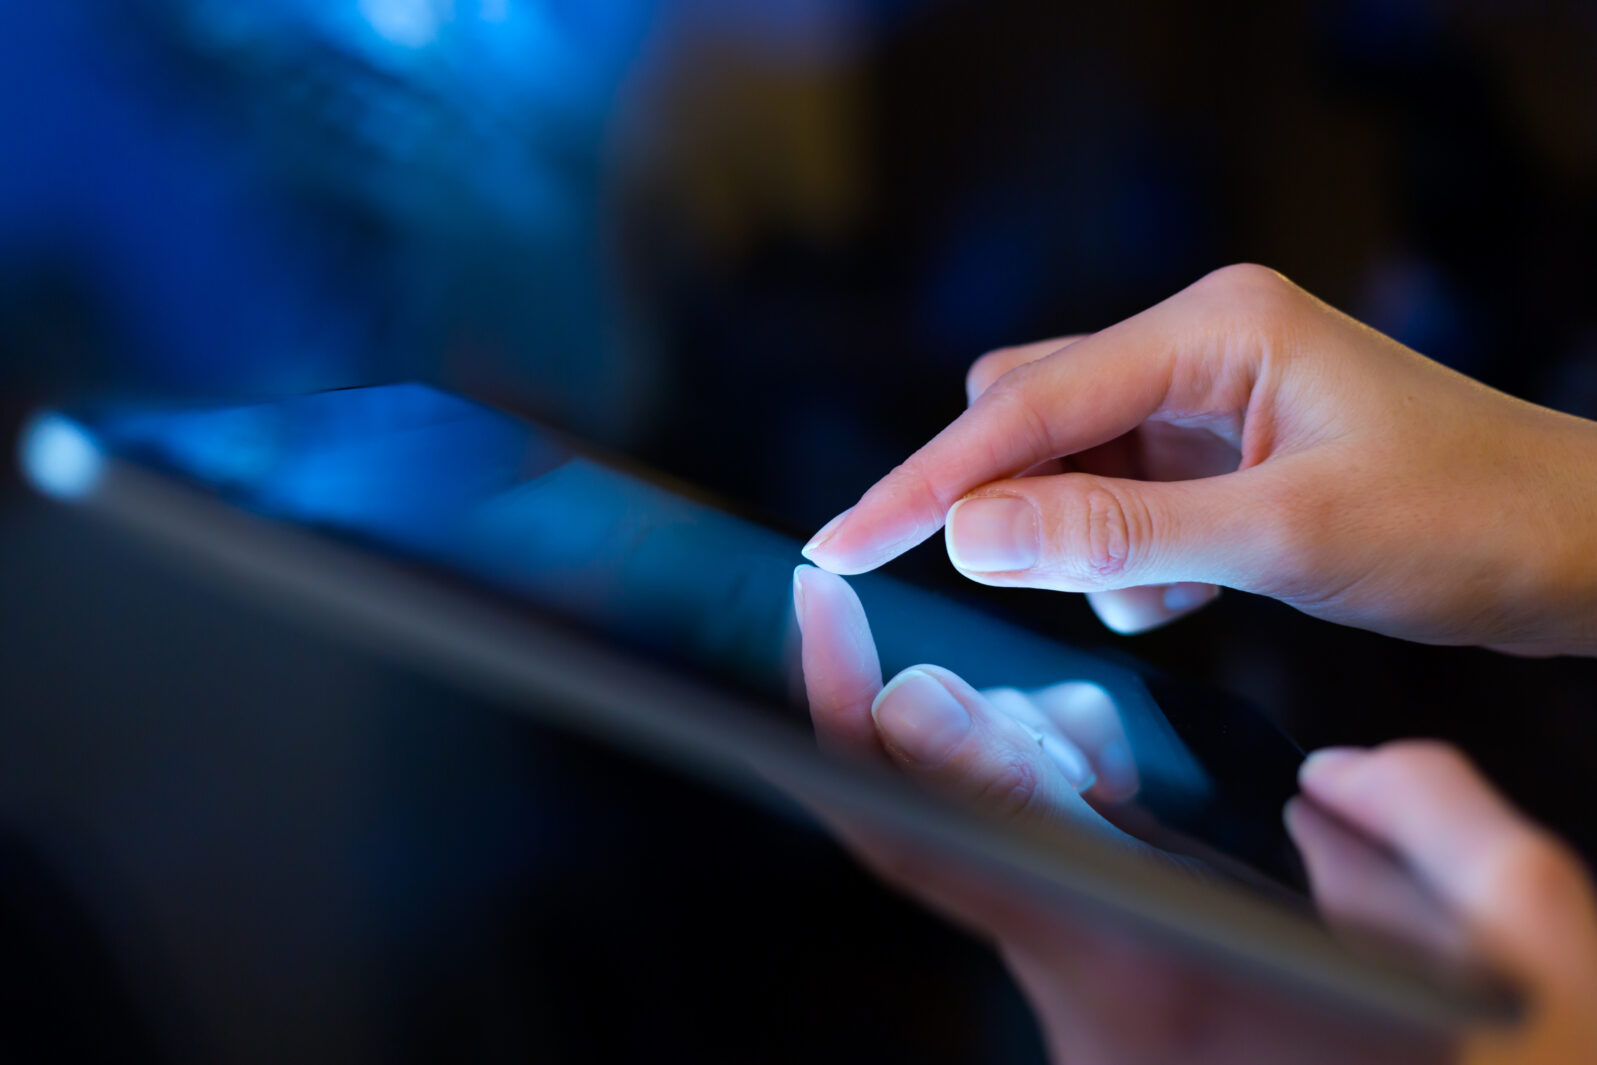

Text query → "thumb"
[942,466,1292,594]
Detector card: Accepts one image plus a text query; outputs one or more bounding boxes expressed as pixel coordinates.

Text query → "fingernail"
[871,669,971,765]
[1041,734,1097,792]
[1300,746,1363,783]
[946,496,1039,573]
[1162,582,1219,613]
[801,507,853,561]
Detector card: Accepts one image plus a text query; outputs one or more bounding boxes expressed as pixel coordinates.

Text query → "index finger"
[801,264,1288,575]
[965,334,1088,403]
[802,303,1189,575]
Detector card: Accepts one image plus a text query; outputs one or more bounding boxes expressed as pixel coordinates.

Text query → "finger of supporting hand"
[1284,796,1468,962]
[1300,742,1597,986]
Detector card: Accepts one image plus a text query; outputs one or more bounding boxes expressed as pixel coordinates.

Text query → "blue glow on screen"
[357,0,447,48]
[19,414,106,500]
[35,386,1211,819]
[46,385,1135,702]
[353,0,518,48]
[107,407,282,488]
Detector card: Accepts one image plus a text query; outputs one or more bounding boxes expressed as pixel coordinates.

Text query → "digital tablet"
[17,383,1519,1041]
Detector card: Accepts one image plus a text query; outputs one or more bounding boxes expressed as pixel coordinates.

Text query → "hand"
[793,565,1597,1063]
[800,264,1597,654]
[1293,743,1597,1065]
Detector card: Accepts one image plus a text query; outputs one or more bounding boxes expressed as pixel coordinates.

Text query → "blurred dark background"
[3,1,1596,1062]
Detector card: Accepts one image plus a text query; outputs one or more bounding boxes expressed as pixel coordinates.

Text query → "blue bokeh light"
[19,413,106,500]
[357,0,446,48]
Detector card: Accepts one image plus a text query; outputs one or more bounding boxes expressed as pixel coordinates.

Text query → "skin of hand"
[793,565,1597,1064]
[1294,744,1597,1065]
[799,264,1597,653]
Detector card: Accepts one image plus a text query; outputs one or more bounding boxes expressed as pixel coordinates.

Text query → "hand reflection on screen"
[791,564,1450,1064]
[792,563,1146,852]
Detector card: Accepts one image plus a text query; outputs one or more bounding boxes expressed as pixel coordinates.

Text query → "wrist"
[1512,411,1597,656]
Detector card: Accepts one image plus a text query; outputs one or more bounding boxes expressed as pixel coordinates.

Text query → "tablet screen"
[19,383,1513,1036]
[34,384,1305,876]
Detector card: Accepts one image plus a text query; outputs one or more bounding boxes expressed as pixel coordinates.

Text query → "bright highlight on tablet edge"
[19,412,104,500]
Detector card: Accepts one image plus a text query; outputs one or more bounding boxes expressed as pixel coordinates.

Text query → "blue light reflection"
[19,414,106,500]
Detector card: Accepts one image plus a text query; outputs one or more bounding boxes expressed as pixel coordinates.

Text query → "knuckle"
[1083,486,1135,580]
[1190,263,1303,331]
[1197,262,1298,301]
[1047,478,1148,586]
[975,757,1044,820]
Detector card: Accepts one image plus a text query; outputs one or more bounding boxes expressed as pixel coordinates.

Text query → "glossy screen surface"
[53,384,1318,889]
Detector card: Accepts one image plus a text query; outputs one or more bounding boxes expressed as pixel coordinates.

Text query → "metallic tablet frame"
[18,411,1517,1037]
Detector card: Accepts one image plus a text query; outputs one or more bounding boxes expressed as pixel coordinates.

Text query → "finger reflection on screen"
[983,681,1141,805]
